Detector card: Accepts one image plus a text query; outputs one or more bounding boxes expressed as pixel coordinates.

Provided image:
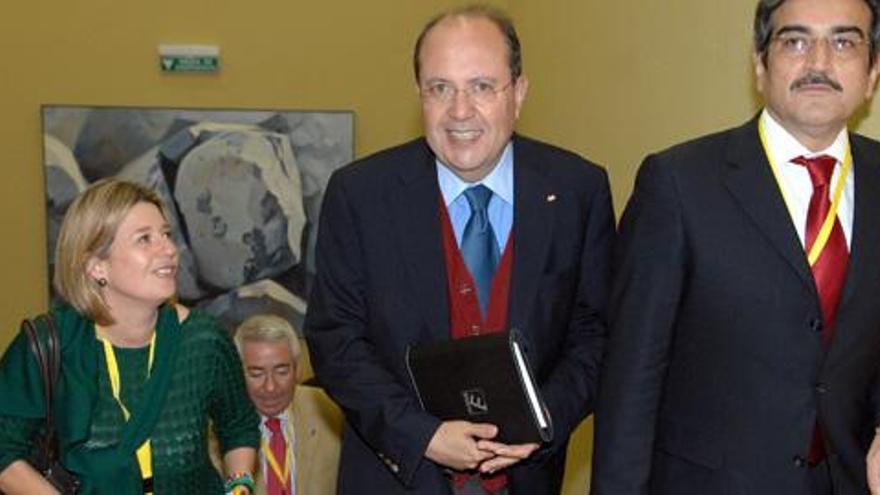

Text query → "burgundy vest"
[439,199,513,493]
[439,199,513,338]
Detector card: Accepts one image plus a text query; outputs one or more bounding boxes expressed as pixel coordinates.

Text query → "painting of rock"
[41,105,354,336]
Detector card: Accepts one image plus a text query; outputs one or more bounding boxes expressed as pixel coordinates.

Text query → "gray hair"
[234,314,302,363]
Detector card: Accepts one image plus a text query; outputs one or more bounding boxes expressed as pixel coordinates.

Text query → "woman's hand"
[0,460,60,495]
[224,446,257,494]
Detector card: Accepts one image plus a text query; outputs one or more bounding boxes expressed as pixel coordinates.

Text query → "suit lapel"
[388,140,449,341]
[254,420,267,495]
[838,135,880,307]
[823,134,880,362]
[508,137,556,332]
[723,119,816,295]
[291,400,307,495]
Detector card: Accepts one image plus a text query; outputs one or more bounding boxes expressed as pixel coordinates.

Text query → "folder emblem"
[462,388,489,416]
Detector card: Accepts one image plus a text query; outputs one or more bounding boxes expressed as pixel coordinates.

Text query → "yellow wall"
[5,1,880,492]
[514,0,880,212]
[0,0,502,348]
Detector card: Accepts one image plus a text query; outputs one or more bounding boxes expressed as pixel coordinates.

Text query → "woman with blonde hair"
[0,178,258,494]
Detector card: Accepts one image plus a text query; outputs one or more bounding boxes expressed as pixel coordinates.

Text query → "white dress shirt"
[436,142,515,252]
[260,411,296,495]
[760,109,853,249]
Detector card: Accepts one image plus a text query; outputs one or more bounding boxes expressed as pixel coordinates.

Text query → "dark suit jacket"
[591,118,880,495]
[305,135,614,494]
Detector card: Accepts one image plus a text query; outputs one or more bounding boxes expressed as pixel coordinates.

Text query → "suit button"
[816,383,829,394]
[793,455,806,468]
[809,318,822,333]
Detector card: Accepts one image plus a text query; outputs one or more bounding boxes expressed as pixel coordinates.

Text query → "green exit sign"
[158,44,220,73]
[160,56,219,73]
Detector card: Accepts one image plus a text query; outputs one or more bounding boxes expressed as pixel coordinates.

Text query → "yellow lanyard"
[758,117,851,266]
[261,434,291,488]
[100,332,156,480]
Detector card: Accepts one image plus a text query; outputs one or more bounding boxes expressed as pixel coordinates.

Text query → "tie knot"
[265,417,282,434]
[463,185,493,212]
[791,154,837,187]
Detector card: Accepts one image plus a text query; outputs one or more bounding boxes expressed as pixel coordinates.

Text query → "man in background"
[235,314,343,495]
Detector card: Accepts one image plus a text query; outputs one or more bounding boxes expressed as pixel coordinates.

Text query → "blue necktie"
[461,185,501,316]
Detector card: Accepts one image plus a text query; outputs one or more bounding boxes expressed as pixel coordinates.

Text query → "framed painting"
[42,105,354,336]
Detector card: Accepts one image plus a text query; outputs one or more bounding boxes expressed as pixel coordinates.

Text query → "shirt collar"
[760,108,848,165]
[260,410,290,431]
[436,142,514,207]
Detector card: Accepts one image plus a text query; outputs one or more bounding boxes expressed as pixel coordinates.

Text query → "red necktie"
[265,417,290,495]
[791,154,850,465]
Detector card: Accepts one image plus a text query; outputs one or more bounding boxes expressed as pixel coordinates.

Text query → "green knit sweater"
[0,303,259,494]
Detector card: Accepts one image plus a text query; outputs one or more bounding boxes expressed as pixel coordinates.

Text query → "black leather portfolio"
[405,330,553,445]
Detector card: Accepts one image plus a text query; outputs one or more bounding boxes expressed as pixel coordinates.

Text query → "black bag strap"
[21,315,61,464]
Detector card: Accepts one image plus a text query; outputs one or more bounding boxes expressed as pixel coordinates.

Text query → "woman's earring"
[97,278,108,287]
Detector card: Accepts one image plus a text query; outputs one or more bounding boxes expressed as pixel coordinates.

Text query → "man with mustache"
[591,0,880,494]
[306,5,614,494]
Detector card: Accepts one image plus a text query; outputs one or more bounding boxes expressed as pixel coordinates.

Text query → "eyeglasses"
[419,79,514,105]
[772,32,868,60]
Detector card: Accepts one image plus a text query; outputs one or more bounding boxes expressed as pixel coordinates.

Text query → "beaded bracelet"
[225,471,255,495]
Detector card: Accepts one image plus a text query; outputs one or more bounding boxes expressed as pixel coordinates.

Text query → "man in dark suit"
[592,0,880,494]
[305,5,614,495]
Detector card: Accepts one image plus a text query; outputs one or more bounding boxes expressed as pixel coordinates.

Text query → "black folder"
[405,330,553,445]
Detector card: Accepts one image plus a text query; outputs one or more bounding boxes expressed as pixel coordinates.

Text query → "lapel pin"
[546,194,557,203]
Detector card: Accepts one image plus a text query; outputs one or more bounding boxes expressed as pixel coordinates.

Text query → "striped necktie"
[791,154,849,465]
[265,417,291,495]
